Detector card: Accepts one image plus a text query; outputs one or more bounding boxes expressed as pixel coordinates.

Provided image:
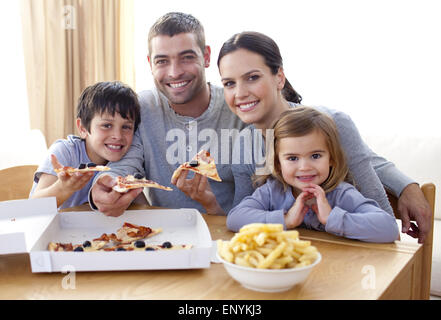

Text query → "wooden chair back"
[0,165,38,201]
[387,183,436,299]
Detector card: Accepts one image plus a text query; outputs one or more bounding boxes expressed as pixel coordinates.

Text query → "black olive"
[162,241,173,248]
[134,173,144,179]
[74,247,84,252]
[134,240,145,248]
[116,247,126,251]
[78,163,86,169]
[87,162,97,168]
[83,240,91,247]
[189,160,199,167]
[145,247,156,251]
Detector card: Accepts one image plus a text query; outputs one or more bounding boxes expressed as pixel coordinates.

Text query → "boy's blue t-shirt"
[30,135,98,209]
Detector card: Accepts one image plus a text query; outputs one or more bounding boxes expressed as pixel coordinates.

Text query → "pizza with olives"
[112,174,173,193]
[171,150,222,182]
[47,222,191,252]
[54,162,110,174]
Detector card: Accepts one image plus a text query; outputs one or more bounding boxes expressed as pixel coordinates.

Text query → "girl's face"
[219,48,286,129]
[277,130,332,191]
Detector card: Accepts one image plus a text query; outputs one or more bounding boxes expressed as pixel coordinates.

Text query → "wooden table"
[0,205,423,300]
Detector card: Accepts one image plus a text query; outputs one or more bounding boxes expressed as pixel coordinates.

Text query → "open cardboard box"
[0,197,212,272]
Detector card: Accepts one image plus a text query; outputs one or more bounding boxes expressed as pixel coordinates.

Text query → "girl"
[227,107,399,243]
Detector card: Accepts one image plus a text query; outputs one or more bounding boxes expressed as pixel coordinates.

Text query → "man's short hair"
[76,81,141,133]
[148,12,206,55]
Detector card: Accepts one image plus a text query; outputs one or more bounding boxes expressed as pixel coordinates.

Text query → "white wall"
[134,0,441,218]
[0,1,439,217]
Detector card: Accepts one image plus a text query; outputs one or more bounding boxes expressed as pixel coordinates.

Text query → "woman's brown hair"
[254,106,349,193]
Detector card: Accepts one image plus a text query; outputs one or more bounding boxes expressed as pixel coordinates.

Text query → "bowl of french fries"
[216,223,321,292]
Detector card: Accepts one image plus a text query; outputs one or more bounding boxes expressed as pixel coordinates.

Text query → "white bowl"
[216,252,321,292]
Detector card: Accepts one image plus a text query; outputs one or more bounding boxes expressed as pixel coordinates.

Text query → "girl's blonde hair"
[254,106,349,193]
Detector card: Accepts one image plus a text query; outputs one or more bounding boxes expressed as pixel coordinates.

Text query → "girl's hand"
[285,191,310,229]
[302,184,331,225]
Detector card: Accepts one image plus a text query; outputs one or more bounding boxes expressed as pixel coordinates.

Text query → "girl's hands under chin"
[302,184,331,225]
[284,191,310,229]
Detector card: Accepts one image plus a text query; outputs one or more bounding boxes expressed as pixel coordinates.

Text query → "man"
[90,12,246,216]
[90,12,431,244]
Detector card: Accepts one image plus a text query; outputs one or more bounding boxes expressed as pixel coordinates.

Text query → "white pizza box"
[0,197,212,273]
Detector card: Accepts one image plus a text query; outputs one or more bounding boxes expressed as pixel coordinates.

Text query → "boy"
[30,81,141,209]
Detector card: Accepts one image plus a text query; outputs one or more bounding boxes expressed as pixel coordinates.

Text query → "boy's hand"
[302,184,331,225]
[51,154,94,192]
[171,170,224,215]
[91,175,142,217]
[285,191,310,229]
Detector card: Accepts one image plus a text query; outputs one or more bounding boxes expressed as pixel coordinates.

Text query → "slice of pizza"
[54,162,110,174]
[112,175,173,193]
[171,150,222,182]
[48,222,163,251]
[113,222,162,244]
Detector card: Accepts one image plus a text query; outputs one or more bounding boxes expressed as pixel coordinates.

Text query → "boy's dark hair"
[76,81,141,133]
[148,12,205,55]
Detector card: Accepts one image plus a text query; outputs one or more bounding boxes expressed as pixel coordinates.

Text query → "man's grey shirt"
[93,84,246,213]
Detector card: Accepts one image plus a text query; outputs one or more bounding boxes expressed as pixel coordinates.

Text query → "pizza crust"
[54,165,110,174]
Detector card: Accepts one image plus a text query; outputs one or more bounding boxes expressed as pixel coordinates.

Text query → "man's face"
[148,33,210,106]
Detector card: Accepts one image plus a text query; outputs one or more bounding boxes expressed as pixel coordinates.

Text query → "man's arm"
[369,150,432,243]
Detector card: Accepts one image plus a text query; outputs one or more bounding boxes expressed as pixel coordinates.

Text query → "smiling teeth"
[107,145,123,150]
[169,81,188,88]
[239,102,258,110]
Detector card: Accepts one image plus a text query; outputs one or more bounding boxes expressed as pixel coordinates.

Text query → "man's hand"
[398,183,432,244]
[171,170,224,215]
[91,175,143,217]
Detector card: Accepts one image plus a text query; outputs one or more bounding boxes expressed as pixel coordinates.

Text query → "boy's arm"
[31,152,94,208]
[31,171,94,207]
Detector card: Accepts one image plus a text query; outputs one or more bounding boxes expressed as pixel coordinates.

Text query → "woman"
[217,31,411,215]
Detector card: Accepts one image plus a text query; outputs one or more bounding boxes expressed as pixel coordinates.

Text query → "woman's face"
[219,49,286,129]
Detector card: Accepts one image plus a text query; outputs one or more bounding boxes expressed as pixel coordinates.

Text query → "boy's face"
[77,111,135,165]
[148,32,210,107]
